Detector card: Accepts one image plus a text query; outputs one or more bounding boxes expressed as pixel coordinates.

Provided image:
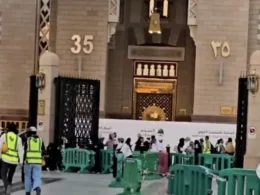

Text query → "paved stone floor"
[0,171,218,195]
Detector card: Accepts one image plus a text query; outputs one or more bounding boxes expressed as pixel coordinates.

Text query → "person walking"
[215,139,226,154]
[0,126,6,180]
[0,123,24,195]
[120,138,133,159]
[203,136,211,154]
[177,138,185,153]
[194,140,202,165]
[23,127,45,195]
[225,138,235,155]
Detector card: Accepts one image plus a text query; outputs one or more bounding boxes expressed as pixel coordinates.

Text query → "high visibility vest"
[203,141,211,154]
[2,132,19,163]
[26,137,42,164]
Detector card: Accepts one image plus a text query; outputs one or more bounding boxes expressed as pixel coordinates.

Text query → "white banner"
[99,119,236,151]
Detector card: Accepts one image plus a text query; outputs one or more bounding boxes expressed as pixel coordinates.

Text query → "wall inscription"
[134,79,176,94]
[211,41,230,58]
[128,45,185,61]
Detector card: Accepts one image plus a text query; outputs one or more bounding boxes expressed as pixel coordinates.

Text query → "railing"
[168,164,213,195]
[63,148,95,173]
[217,169,260,195]
[167,165,260,195]
[118,158,143,194]
[199,154,234,174]
[61,149,260,194]
[101,149,114,174]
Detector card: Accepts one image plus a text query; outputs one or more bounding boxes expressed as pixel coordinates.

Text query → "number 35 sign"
[70,34,94,54]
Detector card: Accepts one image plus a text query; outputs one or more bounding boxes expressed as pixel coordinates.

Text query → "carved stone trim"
[187,0,197,25]
[257,9,260,44]
[187,0,197,41]
[108,0,120,43]
[38,0,51,55]
[107,23,117,43]
[189,26,197,43]
[108,0,120,22]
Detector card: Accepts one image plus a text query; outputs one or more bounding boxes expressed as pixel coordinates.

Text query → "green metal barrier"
[118,158,143,195]
[63,148,95,173]
[109,153,125,188]
[132,151,141,157]
[101,149,114,174]
[133,153,144,167]
[142,152,161,180]
[199,154,233,174]
[218,168,260,195]
[170,153,194,165]
[167,165,175,195]
[168,164,213,195]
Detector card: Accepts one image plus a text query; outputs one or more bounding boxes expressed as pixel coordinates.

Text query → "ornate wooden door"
[133,61,178,121]
[133,78,177,121]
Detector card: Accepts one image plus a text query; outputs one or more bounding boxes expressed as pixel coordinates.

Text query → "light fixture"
[36,72,46,89]
[149,11,161,34]
[247,69,259,95]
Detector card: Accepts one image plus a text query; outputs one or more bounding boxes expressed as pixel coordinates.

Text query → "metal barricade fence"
[101,149,114,174]
[63,148,95,173]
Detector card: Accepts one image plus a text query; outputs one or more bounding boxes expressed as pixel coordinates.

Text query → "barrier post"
[63,148,95,173]
[108,153,125,188]
[167,165,175,194]
[171,153,193,166]
[117,158,143,195]
[166,145,171,168]
[218,168,260,195]
[142,152,161,180]
[199,154,233,174]
[168,164,213,195]
[113,145,117,178]
[101,150,113,174]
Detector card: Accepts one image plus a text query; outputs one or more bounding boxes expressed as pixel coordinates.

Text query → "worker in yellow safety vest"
[203,136,211,154]
[24,127,45,195]
[0,123,24,195]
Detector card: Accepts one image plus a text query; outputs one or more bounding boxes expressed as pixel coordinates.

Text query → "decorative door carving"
[133,77,177,121]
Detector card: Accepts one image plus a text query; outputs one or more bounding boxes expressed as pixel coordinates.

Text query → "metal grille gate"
[54,76,100,148]
[235,76,248,168]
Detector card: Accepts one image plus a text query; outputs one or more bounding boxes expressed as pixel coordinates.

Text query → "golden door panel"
[133,78,177,121]
[135,93,173,121]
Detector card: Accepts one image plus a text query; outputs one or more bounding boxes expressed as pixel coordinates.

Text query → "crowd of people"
[103,133,235,157]
[103,133,236,174]
[175,136,235,155]
[104,133,166,159]
[0,126,237,194]
[102,132,169,177]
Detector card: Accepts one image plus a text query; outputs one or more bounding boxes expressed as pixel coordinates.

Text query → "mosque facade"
[0,0,257,126]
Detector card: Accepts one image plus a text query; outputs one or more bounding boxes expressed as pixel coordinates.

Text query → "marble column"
[37,52,59,145]
[244,50,260,168]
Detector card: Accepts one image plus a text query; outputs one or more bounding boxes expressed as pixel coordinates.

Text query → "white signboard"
[99,119,236,151]
[248,126,256,139]
[37,121,44,132]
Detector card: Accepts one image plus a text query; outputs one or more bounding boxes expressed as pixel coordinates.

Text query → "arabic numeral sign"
[70,34,94,54]
[210,41,231,58]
